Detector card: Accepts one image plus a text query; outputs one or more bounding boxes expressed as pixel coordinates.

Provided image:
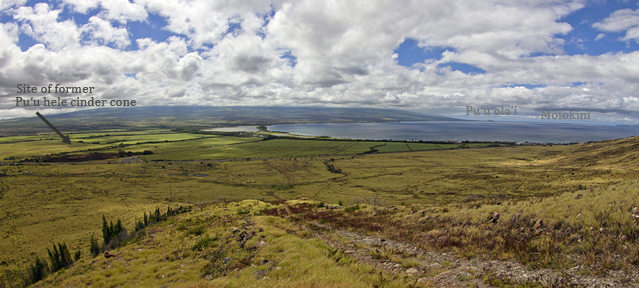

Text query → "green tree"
[102,215,111,245]
[47,242,72,273]
[89,234,100,257]
[27,257,48,284]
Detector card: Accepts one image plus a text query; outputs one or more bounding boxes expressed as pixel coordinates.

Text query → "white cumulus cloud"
[593,9,639,42]
[14,3,81,51]
[81,16,130,48]
[0,0,638,123]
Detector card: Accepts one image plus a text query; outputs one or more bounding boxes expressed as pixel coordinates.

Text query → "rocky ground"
[293,220,639,287]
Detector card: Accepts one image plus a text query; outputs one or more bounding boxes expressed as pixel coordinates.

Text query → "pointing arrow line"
[36,112,71,144]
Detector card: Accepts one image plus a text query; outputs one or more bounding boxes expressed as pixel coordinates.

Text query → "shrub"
[186,226,206,236]
[345,204,360,213]
[326,164,342,174]
[261,208,280,216]
[192,236,218,251]
[277,183,294,191]
[237,208,251,215]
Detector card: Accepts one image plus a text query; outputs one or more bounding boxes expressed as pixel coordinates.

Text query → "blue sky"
[394,1,639,69]
[1,0,639,124]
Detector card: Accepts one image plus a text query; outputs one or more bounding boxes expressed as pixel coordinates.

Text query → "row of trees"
[25,205,192,286]
[27,242,80,284]
[135,206,192,232]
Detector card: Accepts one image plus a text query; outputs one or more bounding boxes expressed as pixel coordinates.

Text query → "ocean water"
[268,121,639,143]
[202,126,259,132]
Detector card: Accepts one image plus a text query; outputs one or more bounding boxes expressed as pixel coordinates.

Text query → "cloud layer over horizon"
[1,0,639,123]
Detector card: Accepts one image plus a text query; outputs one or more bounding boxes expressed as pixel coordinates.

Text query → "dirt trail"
[263,160,295,183]
[121,156,140,163]
[293,219,639,288]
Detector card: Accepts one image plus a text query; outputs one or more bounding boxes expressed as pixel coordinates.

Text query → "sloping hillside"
[28,179,639,288]
[6,136,639,288]
[561,136,639,166]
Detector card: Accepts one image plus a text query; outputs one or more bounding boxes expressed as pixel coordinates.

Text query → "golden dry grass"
[1,134,638,287]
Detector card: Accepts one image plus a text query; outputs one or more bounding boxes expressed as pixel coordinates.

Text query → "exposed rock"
[463,266,481,274]
[361,237,385,247]
[406,268,419,275]
[228,263,246,271]
[510,212,521,224]
[289,217,639,288]
[435,270,455,280]
[253,269,268,278]
[489,212,500,223]
[457,271,472,281]
[533,218,543,230]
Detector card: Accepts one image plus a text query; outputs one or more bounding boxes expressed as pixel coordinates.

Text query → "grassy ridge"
[28,200,418,288]
[19,177,639,287]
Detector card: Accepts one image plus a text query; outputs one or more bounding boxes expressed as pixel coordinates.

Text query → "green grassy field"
[0,130,263,161]
[1,129,496,163]
[1,129,638,287]
[143,139,359,160]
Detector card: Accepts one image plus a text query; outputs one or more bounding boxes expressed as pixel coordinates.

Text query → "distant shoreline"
[267,121,639,144]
